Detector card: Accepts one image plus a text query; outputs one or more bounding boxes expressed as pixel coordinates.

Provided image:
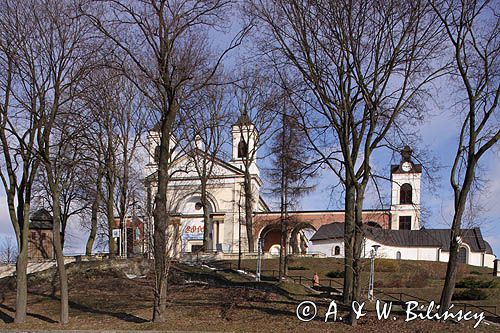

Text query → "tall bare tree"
[430,0,499,313]
[266,106,316,279]
[0,1,42,322]
[84,0,244,321]
[232,69,279,252]
[245,0,445,323]
[33,0,96,324]
[1,0,96,324]
[182,86,231,251]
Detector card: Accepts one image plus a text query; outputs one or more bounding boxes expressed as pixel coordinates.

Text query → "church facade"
[143,116,496,268]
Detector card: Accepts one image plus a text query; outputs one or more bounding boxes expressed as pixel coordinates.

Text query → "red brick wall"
[28,229,54,260]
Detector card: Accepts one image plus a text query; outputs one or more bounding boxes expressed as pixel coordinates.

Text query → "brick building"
[28,209,55,260]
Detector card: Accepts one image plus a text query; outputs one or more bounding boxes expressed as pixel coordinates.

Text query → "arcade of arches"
[254,211,389,254]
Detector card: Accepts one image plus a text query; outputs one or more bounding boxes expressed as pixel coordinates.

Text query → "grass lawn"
[218,257,500,313]
[0,258,497,332]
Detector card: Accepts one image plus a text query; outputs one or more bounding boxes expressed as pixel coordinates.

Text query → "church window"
[396,251,401,260]
[399,216,411,230]
[333,246,341,256]
[238,138,248,158]
[400,183,412,204]
[457,247,467,264]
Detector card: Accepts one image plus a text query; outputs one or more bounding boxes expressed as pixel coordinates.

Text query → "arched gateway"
[254,211,389,255]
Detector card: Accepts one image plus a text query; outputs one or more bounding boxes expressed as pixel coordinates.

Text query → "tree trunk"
[201,179,212,251]
[151,117,173,323]
[86,171,103,256]
[51,190,69,324]
[86,194,99,256]
[439,163,475,313]
[343,180,355,305]
[14,207,29,323]
[279,210,284,280]
[106,183,116,258]
[244,170,254,252]
[349,186,366,326]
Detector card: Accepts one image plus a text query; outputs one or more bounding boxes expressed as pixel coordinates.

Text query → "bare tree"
[0,0,48,323]
[182,86,231,251]
[0,236,18,264]
[245,0,445,324]
[112,78,144,258]
[232,69,279,252]
[1,0,96,324]
[430,0,499,314]
[266,105,316,279]
[17,0,96,324]
[84,0,244,322]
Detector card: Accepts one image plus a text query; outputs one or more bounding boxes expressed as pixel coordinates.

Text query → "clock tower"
[390,145,422,230]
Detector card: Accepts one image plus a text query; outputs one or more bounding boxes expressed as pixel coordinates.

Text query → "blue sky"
[1,13,499,258]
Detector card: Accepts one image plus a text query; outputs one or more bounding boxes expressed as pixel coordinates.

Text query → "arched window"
[396,251,402,260]
[400,183,412,204]
[237,139,248,158]
[333,246,340,256]
[458,247,467,264]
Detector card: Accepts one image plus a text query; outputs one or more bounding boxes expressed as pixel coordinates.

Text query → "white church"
[143,115,496,268]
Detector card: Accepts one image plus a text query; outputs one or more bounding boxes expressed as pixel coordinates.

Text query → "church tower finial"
[401,145,413,162]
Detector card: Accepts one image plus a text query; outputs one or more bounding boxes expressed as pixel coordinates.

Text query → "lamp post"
[256,237,263,281]
[368,244,381,302]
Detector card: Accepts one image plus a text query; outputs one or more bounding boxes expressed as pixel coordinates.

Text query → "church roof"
[144,147,245,183]
[29,208,53,230]
[311,223,493,254]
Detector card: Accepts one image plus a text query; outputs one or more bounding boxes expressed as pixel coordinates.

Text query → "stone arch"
[258,224,281,252]
[367,221,383,228]
[290,222,317,255]
[175,191,219,214]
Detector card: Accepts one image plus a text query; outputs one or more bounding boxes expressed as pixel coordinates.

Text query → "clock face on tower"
[401,162,412,172]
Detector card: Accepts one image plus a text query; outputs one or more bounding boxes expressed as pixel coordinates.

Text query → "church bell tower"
[390,145,422,230]
[230,112,259,176]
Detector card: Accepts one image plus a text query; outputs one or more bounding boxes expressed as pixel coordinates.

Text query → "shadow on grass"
[0,303,57,323]
[29,292,148,324]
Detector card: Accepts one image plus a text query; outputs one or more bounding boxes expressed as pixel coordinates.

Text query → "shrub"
[456,277,496,289]
[452,288,488,301]
[470,270,482,275]
[326,270,344,278]
[288,266,308,271]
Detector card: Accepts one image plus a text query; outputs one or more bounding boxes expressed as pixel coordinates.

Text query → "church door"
[457,247,467,264]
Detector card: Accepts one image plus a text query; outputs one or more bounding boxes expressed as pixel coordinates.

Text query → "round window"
[195,202,203,210]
